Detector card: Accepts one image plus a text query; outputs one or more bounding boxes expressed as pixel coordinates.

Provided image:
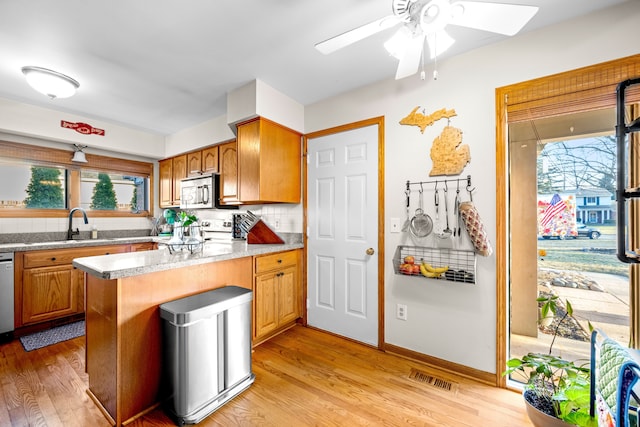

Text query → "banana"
[422,262,449,274]
[420,263,441,278]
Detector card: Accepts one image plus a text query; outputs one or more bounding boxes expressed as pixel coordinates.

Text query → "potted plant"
[504,295,596,427]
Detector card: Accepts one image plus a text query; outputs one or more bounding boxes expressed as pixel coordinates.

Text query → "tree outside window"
[24,166,64,209]
[91,172,118,210]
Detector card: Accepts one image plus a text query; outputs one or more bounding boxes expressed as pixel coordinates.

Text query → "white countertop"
[72,240,303,280]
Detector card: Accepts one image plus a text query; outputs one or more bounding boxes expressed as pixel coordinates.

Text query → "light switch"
[390,217,401,233]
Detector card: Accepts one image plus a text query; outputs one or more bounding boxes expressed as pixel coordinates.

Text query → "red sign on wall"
[61,120,105,136]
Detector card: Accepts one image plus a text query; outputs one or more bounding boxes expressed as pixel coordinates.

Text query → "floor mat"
[19,320,85,352]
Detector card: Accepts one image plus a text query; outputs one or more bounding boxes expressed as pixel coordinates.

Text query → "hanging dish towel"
[459,201,493,257]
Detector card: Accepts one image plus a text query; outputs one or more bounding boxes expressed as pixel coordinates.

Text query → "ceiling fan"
[315,0,539,80]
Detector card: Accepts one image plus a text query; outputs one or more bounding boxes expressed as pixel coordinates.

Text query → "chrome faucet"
[67,207,89,240]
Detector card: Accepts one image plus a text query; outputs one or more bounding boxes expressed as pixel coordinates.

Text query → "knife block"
[247,220,284,244]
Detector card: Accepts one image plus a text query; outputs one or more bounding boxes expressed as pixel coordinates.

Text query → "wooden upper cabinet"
[201,146,219,174]
[186,151,202,177]
[160,155,187,207]
[186,146,219,176]
[236,117,301,204]
[219,141,238,204]
[159,158,173,208]
[172,155,187,205]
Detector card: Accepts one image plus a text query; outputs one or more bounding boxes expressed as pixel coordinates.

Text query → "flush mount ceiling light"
[71,144,88,163]
[21,66,80,99]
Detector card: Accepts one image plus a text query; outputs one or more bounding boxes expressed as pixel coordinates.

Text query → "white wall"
[164,114,235,158]
[0,98,165,159]
[304,1,640,373]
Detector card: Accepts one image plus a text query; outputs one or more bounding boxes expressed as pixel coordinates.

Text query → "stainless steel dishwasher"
[0,252,14,341]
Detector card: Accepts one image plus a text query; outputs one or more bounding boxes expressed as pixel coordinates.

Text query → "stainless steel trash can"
[160,286,254,426]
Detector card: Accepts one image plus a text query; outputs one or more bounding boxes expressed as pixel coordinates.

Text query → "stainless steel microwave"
[180,174,237,210]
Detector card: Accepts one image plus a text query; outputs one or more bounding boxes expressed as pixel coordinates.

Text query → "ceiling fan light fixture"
[426,30,455,58]
[384,26,413,59]
[451,3,464,18]
[21,66,79,99]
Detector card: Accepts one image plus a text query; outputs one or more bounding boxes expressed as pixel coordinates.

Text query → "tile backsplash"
[0,203,303,238]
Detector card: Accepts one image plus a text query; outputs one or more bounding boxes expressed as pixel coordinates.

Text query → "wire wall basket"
[393,245,476,284]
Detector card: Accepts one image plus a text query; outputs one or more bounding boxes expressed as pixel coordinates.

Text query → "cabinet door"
[278,266,299,325]
[254,272,278,339]
[237,118,301,204]
[172,155,187,205]
[258,119,301,203]
[186,151,202,177]
[159,158,173,208]
[219,141,238,204]
[22,265,80,325]
[201,146,219,174]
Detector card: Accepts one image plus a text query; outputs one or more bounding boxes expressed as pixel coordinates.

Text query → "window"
[0,140,153,218]
[0,160,68,210]
[586,196,597,204]
[80,170,149,212]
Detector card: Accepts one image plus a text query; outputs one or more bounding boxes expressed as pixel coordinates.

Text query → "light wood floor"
[0,326,533,426]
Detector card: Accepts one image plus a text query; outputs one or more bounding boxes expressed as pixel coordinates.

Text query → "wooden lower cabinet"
[15,244,129,329]
[21,264,84,325]
[253,249,301,343]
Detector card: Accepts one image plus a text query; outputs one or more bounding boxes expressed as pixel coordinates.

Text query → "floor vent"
[408,369,457,392]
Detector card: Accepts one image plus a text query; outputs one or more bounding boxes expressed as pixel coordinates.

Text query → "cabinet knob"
[51,257,56,261]
[277,259,282,263]
[366,248,375,255]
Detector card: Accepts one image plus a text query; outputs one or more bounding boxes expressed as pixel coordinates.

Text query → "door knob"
[366,248,375,255]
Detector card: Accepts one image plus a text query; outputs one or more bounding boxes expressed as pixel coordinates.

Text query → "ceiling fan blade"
[395,33,425,80]
[449,1,539,36]
[315,15,401,55]
[425,30,455,59]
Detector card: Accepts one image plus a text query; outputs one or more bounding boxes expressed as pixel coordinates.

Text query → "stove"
[200,217,233,242]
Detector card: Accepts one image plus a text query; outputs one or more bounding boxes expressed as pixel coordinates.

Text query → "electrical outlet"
[396,304,407,321]
[274,219,280,229]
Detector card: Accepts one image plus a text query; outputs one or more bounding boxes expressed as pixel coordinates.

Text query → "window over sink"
[0,140,153,218]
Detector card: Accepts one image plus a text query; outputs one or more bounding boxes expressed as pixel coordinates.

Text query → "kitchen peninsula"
[73,240,303,426]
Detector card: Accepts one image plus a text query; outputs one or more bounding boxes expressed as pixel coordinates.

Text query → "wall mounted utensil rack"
[616,78,640,263]
[405,175,474,197]
[393,245,476,284]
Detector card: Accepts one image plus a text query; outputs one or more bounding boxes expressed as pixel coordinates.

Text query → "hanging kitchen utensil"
[434,182,446,239]
[440,183,453,238]
[409,186,432,238]
[454,182,461,238]
[459,201,493,257]
[401,185,411,232]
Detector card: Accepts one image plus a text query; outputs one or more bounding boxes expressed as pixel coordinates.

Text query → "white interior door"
[307,124,379,346]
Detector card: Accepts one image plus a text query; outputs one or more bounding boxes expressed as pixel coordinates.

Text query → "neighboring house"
[573,187,615,224]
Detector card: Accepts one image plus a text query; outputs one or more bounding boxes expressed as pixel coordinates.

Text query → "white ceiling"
[0,0,629,136]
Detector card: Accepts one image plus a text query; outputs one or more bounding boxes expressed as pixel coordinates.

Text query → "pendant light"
[72,144,88,163]
[21,66,80,99]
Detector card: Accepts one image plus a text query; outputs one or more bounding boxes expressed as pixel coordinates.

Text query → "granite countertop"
[0,236,161,252]
[73,240,304,280]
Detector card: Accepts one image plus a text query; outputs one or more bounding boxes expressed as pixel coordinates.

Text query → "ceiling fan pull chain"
[420,40,426,80]
[433,33,439,81]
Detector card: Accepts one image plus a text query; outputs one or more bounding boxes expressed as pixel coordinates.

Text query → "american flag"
[540,194,566,227]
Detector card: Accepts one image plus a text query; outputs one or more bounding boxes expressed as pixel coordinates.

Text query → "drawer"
[22,245,128,268]
[255,250,298,274]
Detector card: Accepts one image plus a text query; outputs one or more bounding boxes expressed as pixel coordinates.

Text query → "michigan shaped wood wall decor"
[399,106,471,176]
[429,126,470,176]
